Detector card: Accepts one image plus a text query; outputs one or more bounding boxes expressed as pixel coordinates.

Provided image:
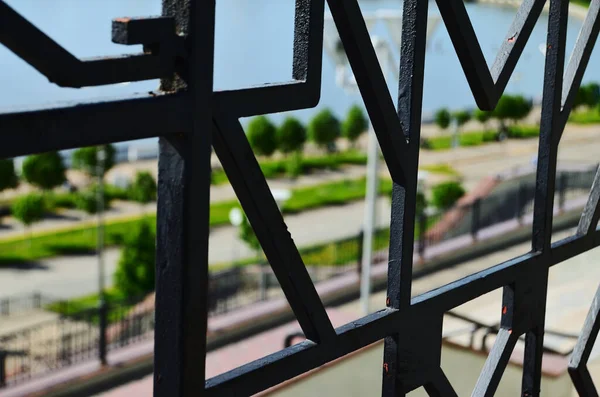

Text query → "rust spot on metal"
[114,17,131,23]
[507,33,517,43]
[508,329,512,334]
[502,306,507,314]
[383,363,389,373]
[386,297,390,306]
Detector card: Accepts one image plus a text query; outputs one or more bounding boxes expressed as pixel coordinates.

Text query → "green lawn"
[211,150,368,185]
[422,126,539,151]
[569,108,600,124]
[0,177,394,265]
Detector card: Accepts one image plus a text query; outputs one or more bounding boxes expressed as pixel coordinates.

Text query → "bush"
[72,145,116,177]
[308,109,341,151]
[114,221,156,297]
[431,182,465,209]
[0,159,18,193]
[286,152,304,179]
[342,105,368,145]
[239,215,260,253]
[75,185,111,215]
[12,193,46,228]
[49,192,78,209]
[277,117,307,155]
[104,184,129,201]
[247,116,277,157]
[128,172,157,205]
[434,108,451,130]
[22,152,66,191]
[506,125,539,139]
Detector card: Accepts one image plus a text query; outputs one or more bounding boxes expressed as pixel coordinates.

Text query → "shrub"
[0,159,18,193]
[75,185,111,215]
[308,109,341,151]
[431,181,465,209]
[22,152,66,191]
[506,125,539,139]
[12,193,46,232]
[114,221,156,297]
[277,117,307,155]
[247,116,277,157]
[285,152,304,179]
[128,172,157,205]
[342,105,368,145]
[72,145,116,177]
[434,108,451,130]
[239,215,260,253]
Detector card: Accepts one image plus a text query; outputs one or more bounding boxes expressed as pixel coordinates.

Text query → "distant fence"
[0,168,596,388]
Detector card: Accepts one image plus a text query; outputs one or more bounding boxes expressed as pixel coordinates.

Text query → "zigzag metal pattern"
[1,0,600,395]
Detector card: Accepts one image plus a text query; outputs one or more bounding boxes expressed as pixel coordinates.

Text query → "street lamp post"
[96,146,107,366]
[324,10,440,315]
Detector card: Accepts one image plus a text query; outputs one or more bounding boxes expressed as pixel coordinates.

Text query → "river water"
[1,0,598,149]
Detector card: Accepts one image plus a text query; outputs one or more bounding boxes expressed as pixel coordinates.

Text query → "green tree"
[575,83,600,109]
[277,117,307,155]
[114,221,156,297]
[12,194,46,241]
[22,152,66,191]
[453,110,471,128]
[431,181,465,210]
[434,108,451,131]
[72,145,116,177]
[308,109,341,152]
[0,159,18,193]
[129,172,157,207]
[493,95,532,131]
[247,116,277,157]
[474,109,492,129]
[342,105,368,146]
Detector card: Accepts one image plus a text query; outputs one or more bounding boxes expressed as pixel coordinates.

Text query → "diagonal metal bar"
[212,114,336,345]
[531,0,569,253]
[569,284,600,396]
[570,366,599,397]
[327,0,409,186]
[205,229,600,395]
[0,1,176,87]
[472,329,519,397]
[424,368,458,397]
[0,93,188,158]
[570,284,600,371]
[435,0,545,110]
[577,165,600,236]
[522,326,545,397]
[559,0,600,135]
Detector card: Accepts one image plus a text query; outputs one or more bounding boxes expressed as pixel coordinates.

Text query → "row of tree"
[246,105,368,157]
[434,94,534,135]
[0,145,117,198]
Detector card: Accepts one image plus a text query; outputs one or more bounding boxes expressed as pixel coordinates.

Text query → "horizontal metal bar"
[0,92,189,157]
[0,2,176,87]
[214,81,319,117]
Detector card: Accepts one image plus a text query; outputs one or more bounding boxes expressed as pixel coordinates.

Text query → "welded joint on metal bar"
[112,16,186,58]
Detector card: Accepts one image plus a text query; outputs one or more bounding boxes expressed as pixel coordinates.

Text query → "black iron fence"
[0,292,57,317]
